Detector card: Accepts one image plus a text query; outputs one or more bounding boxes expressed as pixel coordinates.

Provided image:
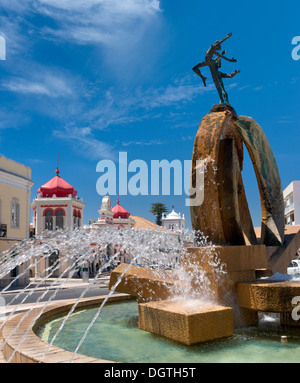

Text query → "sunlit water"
[36,301,300,363]
[0,226,228,362]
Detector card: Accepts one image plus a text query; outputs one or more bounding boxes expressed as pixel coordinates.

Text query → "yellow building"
[0,155,33,287]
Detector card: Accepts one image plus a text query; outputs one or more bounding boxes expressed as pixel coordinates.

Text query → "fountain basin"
[34,300,300,363]
[1,294,134,363]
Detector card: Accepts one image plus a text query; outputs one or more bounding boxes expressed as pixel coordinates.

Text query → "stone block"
[138,299,233,345]
[183,246,267,274]
[236,280,300,313]
[109,264,184,301]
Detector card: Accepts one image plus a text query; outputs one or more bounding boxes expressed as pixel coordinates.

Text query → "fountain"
[107,34,300,346]
[0,226,187,362]
[1,33,300,363]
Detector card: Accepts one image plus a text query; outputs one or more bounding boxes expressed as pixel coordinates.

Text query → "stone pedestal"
[138,299,233,345]
[183,246,267,274]
[109,263,180,302]
[182,246,267,303]
[190,106,285,247]
[236,280,300,313]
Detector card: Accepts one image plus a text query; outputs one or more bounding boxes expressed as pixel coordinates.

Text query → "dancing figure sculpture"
[193,33,240,104]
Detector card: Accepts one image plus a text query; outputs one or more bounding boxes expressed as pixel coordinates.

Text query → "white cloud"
[53,126,117,161]
[0,107,30,130]
[145,83,213,108]
[35,0,160,17]
[84,74,215,131]
[0,0,162,53]
[253,85,264,91]
[0,0,165,85]
[122,138,166,147]
[0,16,29,58]
[33,0,162,46]
[3,72,74,97]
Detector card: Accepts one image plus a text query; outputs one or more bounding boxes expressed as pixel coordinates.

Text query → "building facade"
[31,166,85,234]
[0,155,33,287]
[92,196,135,229]
[161,208,185,232]
[89,196,135,269]
[31,166,85,279]
[283,181,300,225]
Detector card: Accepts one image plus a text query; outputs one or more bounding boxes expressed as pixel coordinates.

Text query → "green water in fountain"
[36,301,300,363]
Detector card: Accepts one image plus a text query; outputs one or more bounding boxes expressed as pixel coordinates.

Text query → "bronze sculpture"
[190,33,285,247]
[193,32,240,104]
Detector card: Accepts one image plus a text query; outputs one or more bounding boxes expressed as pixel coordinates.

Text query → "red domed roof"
[37,167,77,198]
[112,198,130,219]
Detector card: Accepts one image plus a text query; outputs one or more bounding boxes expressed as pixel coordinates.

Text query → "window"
[45,210,53,230]
[291,213,295,225]
[73,210,80,229]
[11,198,20,228]
[0,199,6,236]
[55,210,64,229]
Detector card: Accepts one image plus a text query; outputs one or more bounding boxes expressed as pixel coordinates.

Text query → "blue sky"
[0,0,299,229]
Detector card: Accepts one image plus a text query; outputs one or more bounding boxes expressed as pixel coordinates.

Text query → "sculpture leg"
[214,80,226,104]
[219,78,229,104]
[212,74,229,104]
[216,86,224,103]
[221,87,229,104]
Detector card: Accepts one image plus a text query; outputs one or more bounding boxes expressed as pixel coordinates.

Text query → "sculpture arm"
[215,51,237,62]
[219,70,240,79]
[218,32,233,45]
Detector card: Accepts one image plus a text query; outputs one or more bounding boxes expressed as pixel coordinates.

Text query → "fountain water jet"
[0,225,186,362]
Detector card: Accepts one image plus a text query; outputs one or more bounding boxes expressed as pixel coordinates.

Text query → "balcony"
[285,203,294,215]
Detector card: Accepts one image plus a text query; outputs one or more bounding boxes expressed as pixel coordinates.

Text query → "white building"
[30,165,86,278]
[161,207,185,232]
[283,181,300,226]
[31,166,85,234]
[91,196,135,229]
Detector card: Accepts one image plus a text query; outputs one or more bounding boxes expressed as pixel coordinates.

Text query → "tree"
[150,203,169,226]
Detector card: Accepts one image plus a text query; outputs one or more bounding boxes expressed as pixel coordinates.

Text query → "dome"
[164,209,181,220]
[112,198,130,219]
[37,167,77,198]
[101,196,112,211]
